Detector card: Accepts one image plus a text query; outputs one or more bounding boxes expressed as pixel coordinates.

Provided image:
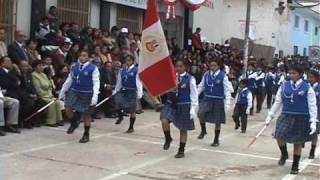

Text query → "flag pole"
[242,0,251,79]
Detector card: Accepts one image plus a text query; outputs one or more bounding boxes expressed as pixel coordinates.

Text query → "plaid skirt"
[115,90,137,113]
[198,98,226,124]
[65,90,93,114]
[275,114,312,144]
[160,103,195,131]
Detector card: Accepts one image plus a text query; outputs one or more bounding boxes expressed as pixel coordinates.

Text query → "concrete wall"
[288,9,319,55]
[16,0,32,37]
[90,0,101,28]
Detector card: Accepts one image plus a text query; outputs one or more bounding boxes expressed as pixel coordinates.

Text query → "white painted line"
[281,146,320,180]
[95,122,266,180]
[0,122,160,158]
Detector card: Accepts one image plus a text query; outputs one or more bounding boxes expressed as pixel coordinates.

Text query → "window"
[304,20,309,32]
[315,27,318,36]
[117,5,143,33]
[303,48,307,56]
[0,0,16,44]
[294,46,298,55]
[294,15,299,28]
[57,0,90,28]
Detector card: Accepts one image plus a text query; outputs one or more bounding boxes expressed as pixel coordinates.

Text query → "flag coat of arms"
[138,0,177,97]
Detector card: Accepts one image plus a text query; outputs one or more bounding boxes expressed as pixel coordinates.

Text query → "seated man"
[0,88,20,135]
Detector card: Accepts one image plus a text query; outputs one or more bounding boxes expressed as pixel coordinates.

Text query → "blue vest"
[256,72,264,87]
[121,66,138,91]
[282,80,309,115]
[247,72,257,90]
[177,74,191,104]
[71,63,96,94]
[312,83,320,118]
[204,71,225,100]
[265,74,275,88]
[237,88,250,106]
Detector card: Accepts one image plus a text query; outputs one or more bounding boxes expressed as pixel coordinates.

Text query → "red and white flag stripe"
[138,0,177,97]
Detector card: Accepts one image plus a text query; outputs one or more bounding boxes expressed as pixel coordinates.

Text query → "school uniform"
[311,82,320,135]
[114,65,143,113]
[160,72,198,131]
[246,71,257,114]
[255,71,265,113]
[265,72,276,109]
[62,61,100,114]
[233,87,252,132]
[197,70,231,124]
[268,79,317,144]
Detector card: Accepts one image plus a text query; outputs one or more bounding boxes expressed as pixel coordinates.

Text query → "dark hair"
[309,70,319,78]
[175,59,189,69]
[196,27,201,31]
[240,79,249,86]
[0,56,9,64]
[31,60,43,69]
[124,54,135,62]
[289,64,304,75]
[49,6,57,11]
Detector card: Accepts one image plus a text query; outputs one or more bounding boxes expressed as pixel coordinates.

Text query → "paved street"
[1,105,319,180]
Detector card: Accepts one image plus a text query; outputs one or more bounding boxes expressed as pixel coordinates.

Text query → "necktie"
[80,64,84,70]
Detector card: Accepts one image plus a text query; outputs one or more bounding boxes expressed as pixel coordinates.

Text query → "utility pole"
[243,0,251,78]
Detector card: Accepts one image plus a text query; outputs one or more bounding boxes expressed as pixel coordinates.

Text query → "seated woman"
[31,60,63,127]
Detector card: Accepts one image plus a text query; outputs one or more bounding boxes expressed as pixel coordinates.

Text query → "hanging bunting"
[163,0,178,19]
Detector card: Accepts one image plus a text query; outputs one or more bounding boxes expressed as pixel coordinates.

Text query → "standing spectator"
[59,22,70,38]
[0,27,7,57]
[35,17,51,42]
[47,6,59,31]
[117,28,130,49]
[92,28,103,47]
[32,60,63,127]
[80,26,94,51]
[192,27,203,51]
[26,39,41,63]
[52,39,71,71]
[68,23,81,43]
[0,87,20,135]
[7,31,30,64]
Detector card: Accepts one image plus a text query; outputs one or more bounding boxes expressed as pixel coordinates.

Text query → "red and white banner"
[138,0,177,96]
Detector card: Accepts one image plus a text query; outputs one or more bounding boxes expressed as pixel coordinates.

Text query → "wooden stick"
[247,125,268,148]
[24,100,56,121]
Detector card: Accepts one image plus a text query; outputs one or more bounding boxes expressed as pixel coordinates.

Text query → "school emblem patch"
[298,91,305,96]
[84,71,89,76]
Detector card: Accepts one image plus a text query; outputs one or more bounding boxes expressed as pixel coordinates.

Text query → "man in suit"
[7,30,30,64]
[0,56,36,128]
[99,61,117,118]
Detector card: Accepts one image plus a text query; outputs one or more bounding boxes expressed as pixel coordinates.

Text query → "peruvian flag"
[138,0,177,96]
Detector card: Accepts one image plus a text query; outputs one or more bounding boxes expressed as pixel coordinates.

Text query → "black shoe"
[67,125,77,134]
[235,124,240,130]
[57,121,64,126]
[211,140,220,147]
[0,129,6,136]
[24,122,33,129]
[278,155,288,166]
[174,151,185,158]
[115,116,124,125]
[197,131,207,139]
[5,126,20,133]
[46,124,58,127]
[290,167,299,175]
[309,151,315,159]
[163,138,172,150]
[241,130,246,133]
[126,128,134,133]
[79,135,90,143]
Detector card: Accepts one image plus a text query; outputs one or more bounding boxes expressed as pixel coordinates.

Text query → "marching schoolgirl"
[265,65,317,174]
[160,60,198,158]
[114,54,143,133]
[233,79,252,133]
[59,51,100,143]
[307,70,320,159]
[197,59,231,146]
[246,63,257,115]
